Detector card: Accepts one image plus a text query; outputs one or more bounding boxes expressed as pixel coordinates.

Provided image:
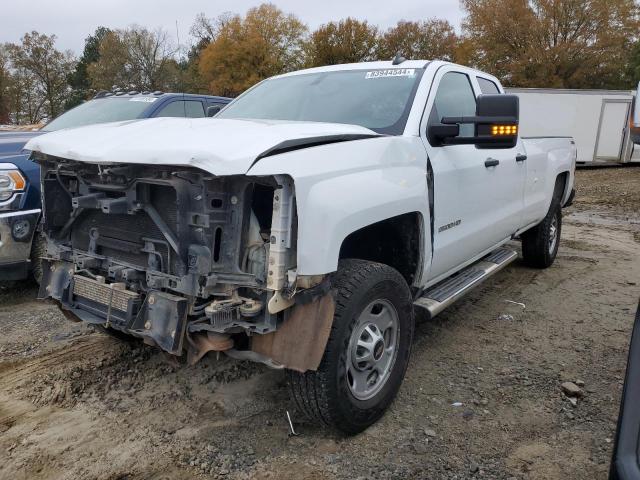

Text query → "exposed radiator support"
[266,176,294,291]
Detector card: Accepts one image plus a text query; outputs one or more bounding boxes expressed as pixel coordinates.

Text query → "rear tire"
[287,259,414,434]
[522,190,562,269]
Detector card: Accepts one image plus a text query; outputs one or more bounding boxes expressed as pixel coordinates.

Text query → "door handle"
[485,158,500,167]
[516,154,527,162]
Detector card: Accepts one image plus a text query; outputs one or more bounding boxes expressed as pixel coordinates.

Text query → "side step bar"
[414,247,518,318]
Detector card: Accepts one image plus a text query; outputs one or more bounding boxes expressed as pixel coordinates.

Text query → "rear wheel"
[522,187,563,269]
[287,259,414,434]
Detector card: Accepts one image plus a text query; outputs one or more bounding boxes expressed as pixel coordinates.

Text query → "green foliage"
[305,18,379,67]
[87,26,179,92]
[626,40,640,88]
[66,27,111,109]
[377,20,458,62]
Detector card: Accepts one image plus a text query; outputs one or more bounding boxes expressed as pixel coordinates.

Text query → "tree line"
[1,0,639,125]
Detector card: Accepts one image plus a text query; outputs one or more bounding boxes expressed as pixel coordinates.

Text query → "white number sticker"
[129,97,158,103]
[365,68,416,79]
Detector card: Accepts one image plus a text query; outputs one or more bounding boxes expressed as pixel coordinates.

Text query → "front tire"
[287,259,414,434]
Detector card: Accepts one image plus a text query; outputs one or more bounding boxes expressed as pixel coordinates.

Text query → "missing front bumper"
[41,261,187,354]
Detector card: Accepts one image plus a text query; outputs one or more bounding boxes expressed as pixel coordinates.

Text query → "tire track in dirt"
[0,335,122,390]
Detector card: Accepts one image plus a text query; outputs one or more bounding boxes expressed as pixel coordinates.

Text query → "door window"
[430,72,477,137]
[156,100,205,118]
[477,77,500,94]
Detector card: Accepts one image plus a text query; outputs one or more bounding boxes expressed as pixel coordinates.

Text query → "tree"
[87,31,132,91]
[190,11,235,47]
[66,27,111,108]
[125,27,179,90]
[87,26,179,92]
[625,40,640,88]
[8,32,75,120]
[305,18,379,67]
[378,20,458,62]
[0,45,11,123]
[462,0,640,89]
[7,64,44,124]
[198,4,307,97]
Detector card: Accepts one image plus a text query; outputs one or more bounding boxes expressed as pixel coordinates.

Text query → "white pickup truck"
[27,60,575,434]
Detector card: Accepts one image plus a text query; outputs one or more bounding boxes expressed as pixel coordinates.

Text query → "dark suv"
[0,91,231,282]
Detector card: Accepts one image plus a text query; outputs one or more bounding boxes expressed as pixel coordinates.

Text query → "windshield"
[42,97,156,132]
[218,68,424,135]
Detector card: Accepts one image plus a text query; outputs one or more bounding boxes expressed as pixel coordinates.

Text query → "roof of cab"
[276,60,431,78]
[94,91,231,102]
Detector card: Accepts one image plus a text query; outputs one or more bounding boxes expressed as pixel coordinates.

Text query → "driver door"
[420,67,523,281]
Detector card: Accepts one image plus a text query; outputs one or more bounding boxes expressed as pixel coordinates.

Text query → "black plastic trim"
[250,134,380,169]
[610,300,640,480]
[0,260,29,281]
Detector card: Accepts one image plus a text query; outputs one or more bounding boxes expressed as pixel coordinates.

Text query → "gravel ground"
[1,167,639,480]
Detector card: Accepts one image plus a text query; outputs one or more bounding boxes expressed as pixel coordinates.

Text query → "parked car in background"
[27,60,575,433]
[0,91,231,283]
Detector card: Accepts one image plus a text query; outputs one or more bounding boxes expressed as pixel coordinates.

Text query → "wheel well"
[338,212,423,286]
[556,171,569,201]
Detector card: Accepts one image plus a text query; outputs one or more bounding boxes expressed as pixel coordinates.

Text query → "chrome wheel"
[346,299,399,401]
[548,213,558,255]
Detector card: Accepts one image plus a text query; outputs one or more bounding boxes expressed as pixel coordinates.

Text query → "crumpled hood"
[25,117,378,175]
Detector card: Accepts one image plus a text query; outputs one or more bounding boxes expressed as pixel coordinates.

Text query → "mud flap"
[251,293,335,373]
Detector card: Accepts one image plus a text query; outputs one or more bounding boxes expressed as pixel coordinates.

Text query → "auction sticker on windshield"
[365,69,416,79]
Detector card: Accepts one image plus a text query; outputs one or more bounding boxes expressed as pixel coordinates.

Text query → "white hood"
[25,117,378,175]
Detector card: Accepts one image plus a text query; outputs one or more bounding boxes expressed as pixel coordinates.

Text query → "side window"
[477,77,500,95]
[430,72,477,137]
[206,102,227,116]
[155,100,205,118]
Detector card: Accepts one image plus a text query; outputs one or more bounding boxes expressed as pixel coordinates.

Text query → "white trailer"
[507,87,640,165]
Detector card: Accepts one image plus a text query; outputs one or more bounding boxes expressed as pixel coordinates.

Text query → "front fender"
[248,136,430,275]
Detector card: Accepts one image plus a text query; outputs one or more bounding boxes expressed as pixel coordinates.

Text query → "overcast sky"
[1,0,465,55]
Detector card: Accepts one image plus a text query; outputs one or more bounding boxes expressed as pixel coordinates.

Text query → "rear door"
[595,100,631,161]
[420,66,523,280]
[473,75,527,235]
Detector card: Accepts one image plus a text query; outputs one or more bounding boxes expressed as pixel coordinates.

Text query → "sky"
[0,0,465,55]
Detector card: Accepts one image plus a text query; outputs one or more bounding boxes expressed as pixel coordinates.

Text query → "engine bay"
[36,155,306,362]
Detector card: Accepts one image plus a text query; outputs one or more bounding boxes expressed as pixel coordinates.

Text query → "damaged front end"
[36,154,333,371]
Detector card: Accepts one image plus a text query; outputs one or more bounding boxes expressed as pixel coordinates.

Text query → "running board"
[414,247,518,318]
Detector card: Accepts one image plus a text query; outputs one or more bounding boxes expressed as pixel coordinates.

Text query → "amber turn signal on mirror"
[491,125,517,136]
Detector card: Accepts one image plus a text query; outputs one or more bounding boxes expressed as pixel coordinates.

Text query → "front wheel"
[287,259,414,434]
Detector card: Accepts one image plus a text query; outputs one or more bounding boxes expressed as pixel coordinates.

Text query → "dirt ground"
[1,167,639,480]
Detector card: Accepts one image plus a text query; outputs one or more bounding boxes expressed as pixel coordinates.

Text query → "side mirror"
[428,94,519,149]
[206,105,222,117]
